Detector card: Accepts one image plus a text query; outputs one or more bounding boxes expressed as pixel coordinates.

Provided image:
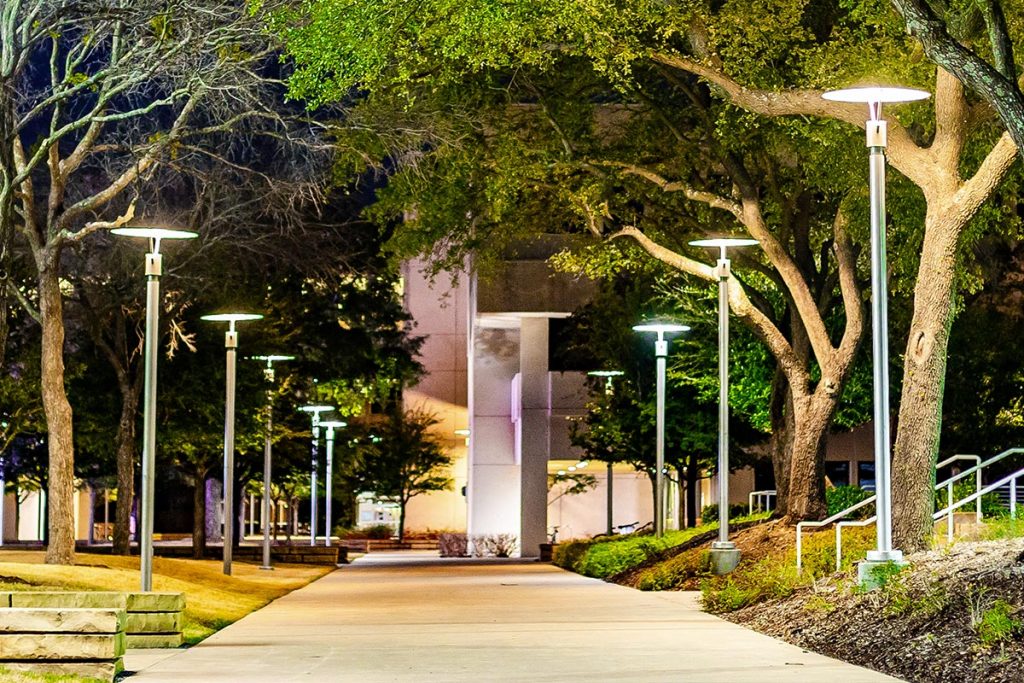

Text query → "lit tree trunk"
[192,473,206,560]
[38,260,75,565]
[112,376,142,555]
[769,370,794,515]
[892,216,960,551]
[785,392,838,521]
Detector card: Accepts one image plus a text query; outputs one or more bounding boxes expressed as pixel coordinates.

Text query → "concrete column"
[519,317,549,558]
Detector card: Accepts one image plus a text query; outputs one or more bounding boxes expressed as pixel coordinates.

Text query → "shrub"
[552,539,593,570]
[334,524,395,540]
[699,503,750,523]
[472,534,518,557]
[438,533,468,557]
[975,599,1022,647]
[936,479,1005,518]
[826,486,873,518]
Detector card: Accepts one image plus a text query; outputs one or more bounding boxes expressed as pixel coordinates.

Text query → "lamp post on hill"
[690,237,758,574]
[112,223,197,591]
[299,405,335,545]
[587,369,624,535]
[632,322,690,538]
[822,85,929,584]
[250,355,294,570]
[201,312,264,576]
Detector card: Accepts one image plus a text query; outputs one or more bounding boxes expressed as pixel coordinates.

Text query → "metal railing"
[748,490,777,515]
[797,450,1020,573]
[934,466,1024,526]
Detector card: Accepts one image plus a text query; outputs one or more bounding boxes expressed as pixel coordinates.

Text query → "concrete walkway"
[124,553,901,682]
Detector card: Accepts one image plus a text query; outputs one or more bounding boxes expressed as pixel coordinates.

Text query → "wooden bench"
[0,591,185,648]
[0,607,126,682]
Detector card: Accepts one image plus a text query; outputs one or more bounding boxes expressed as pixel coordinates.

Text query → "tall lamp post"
[632,322,690,537]
[587,370,624,535]
[823,85,929,583]
[299,405,334,545]
[690,237,758,574]
[201,312,264,576]
[112,224,197,591]
[320,421,347,547]
[250,355,294,570]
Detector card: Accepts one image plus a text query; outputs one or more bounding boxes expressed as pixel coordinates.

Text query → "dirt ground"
[728,539,1024,683]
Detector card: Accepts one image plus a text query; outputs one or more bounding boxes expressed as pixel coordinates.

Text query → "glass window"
[825,461,850,488]
[858,462,876,492]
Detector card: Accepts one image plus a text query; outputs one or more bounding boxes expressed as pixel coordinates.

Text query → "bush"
[472,534,518,558]
[975,599,1022,647]
[336,524,395,540]
[438,533,468,557]
[936,478,1006,518]
[552,539,594,570]
[827,485,873,518]
[700,503,750,523]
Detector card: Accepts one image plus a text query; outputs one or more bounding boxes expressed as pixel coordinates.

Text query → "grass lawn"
[0,551,333,645]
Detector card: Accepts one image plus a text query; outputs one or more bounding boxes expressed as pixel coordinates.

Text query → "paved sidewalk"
[124,553,900,682]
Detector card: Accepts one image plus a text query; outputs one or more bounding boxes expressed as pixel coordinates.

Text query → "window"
[858,462,876,492]
[825,461,850,487]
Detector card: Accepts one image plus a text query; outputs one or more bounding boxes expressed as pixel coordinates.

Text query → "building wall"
[548,470,654,540]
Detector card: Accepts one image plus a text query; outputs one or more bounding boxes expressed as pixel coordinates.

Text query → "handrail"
[936,447,1024,493]
[934,466,1024,522]
[748,490,777,515]
[934,454,982,533]
[795,494,876,573]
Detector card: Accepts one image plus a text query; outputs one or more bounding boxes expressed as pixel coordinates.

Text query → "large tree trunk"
[39,262,75,565]
[784,392,837,521]
[192,474,206,559]
[112,378,142,555]
[768,368,793,516]
[892,220,959,552]
[685,451,699,528]
[397,500,406,542]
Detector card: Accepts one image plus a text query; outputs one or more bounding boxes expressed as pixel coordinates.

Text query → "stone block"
[0,608,125,634]
[8,591,127,610]
[127,592,185,613]
[0,658,124,682]
[127,633,183,649]
[126,611,182,634]
[857,559,909,590]
[0,632,125,660]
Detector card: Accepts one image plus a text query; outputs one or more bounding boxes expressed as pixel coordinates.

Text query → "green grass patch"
[981,515,1024,540]
[975,599,1022,647]
[0,551,331,645]
[701,525,876,614]
[553,514,769,580]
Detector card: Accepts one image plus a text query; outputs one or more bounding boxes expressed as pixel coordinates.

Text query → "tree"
[274,1,1022,548]
[1,0,326,564]
[350,409,452,542]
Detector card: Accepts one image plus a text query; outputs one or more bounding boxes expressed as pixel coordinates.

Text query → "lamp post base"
[709,544,741,575]
[858,551,908,590]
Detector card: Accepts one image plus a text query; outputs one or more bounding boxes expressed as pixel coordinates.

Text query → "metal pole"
[261,366,274,570]
[310,415,320,546]
[715,253,733,548]
[655,335,667,538]
[0,459,5,547]
[325,428,334,547]
[140,249,161,592]
[865,111,901,563]
[606,462,614,535]
[222,327,238,576]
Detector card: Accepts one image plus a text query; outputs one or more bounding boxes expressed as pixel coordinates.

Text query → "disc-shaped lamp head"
[822,86,930,104]
[299,405,335,415]
[251,354,296,363]
[587,370,624,378]
[689,237,759,249]
[320,420,347,430]
[632,322,690,334]
[201,313,264,323]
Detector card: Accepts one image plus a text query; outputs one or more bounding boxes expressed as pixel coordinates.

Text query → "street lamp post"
[320,421,347,547]
[299,406,334,546]
[823,85,929,584]
[250,355,294,570]
[588,370,624,535]
[112,225,197,591]
[632,323,690,537]
[690,237,758,574]
[201,312,264,576]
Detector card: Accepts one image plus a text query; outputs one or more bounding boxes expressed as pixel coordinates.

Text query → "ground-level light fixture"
[319,421,347,548]
[299,405,335,546]
[249,355,295,570]
[112,222,197,591]
[823,84,929,584]
[201,312,264,576]
[690,236,759,573]
[632,322,690,537]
